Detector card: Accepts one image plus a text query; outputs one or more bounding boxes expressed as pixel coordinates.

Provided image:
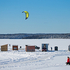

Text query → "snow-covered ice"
[0,39,70,70]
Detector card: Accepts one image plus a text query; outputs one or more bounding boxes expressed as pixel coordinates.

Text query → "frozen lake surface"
[0,39,70,50]
[0,39,70,70]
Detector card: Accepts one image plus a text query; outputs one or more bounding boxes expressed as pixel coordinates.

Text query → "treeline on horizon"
[0,33,70,39]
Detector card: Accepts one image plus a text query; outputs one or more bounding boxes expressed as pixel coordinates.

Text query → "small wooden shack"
[1,44,8,51]
[12,45,18,50]
[25,45,35,52]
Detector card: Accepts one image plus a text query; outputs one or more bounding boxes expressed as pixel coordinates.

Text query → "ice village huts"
[0,43,70,52]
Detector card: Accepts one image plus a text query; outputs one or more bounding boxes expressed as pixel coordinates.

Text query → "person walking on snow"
[66,57,70,65]
[51,47,52,51]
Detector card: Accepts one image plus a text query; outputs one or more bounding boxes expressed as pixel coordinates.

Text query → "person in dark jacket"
[51,47,52,51]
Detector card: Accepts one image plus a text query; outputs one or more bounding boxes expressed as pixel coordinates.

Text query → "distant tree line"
[0,33,70,39]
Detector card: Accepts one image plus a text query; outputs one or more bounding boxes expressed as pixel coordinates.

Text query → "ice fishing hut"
[54,46,58,51]
[12,45,18,50]
[18,46,24,50]
[1,44,8,51]
[68,45,70,51]
[25,45,35,52]
[42,44,49,52]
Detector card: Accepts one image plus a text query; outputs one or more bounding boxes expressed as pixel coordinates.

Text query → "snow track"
[0,50,70,70]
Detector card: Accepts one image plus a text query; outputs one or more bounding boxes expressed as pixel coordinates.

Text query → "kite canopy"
[22,11,29,19]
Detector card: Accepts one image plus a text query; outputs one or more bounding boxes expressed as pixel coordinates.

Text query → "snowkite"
[22,11,29,19]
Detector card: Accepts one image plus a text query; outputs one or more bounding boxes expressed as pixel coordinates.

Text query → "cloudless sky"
[0,0,70,34]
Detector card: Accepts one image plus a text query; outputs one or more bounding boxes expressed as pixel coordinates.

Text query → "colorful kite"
[22,11,29,19]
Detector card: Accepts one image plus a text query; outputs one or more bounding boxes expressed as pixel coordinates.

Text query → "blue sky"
[0,0,70,34]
